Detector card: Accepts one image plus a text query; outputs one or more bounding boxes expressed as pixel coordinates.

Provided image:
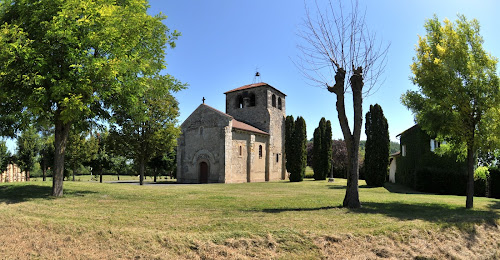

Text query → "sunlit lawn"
[0,178,498,259]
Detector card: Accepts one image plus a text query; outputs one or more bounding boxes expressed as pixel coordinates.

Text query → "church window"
[278,97,282,110]
[249,93,256,107]
[236,95,244,109]
[199,126,204,136]
[239,145,242,157]
[272,94,276,107]
[276,154,279,163]
[259,145,262,159]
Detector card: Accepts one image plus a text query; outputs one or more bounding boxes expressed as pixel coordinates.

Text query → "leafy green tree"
[88,131,110,183]
[289,116,307,182]
[402,15,500,208]
[0,140,11,173]
[0,0,180,196]
[66,128,96,181]
[39,133,55,181]
[285,115,295,174]
[16,127,41,181]
[110,76,183,185]
[364,104,389,187]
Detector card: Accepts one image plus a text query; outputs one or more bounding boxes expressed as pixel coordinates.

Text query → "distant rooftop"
[224,82,286,96]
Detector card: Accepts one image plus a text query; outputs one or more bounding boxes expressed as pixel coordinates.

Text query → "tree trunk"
[328,68,363,209]
[52,114,71,197]
[139,156,145,185]
[154,168,157,183]
[99,166,103,183]
[117,173,120,181]
[72,164,76,181]
[42,160,46,181]
[466,144,474,209]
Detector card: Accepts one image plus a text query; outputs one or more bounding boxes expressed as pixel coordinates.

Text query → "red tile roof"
[224,82,286,96]
[201,104,268,135]
[232,119,268,135]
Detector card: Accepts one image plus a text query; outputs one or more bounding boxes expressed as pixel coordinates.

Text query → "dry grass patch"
[0,179,499,259]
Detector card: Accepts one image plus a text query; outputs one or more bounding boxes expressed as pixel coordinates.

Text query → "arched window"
[239,145,242,156]
[271,94,276,107]
[259,145,262,159]
[276,154,279,162]
[278,97,282,110]
[199,126,204,136]
[236,95,244,109]
[249,93,256,107]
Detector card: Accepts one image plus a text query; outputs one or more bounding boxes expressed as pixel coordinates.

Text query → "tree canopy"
[0,0,182,196]
[364,104,389,187]
[402,15,500,208]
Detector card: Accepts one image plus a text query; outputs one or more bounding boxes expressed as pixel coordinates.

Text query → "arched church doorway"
[199,162,208,183]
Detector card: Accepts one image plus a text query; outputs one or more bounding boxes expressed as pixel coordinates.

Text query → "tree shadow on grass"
[384,182,430,195]
[0,184,96,204]
[327,184,379,190]
[260,201,499,231]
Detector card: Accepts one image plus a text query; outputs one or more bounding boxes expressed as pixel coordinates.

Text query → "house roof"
[396,124,419,138]
[199,104,269,135]
[224,82,286,96]
[232,119,268,135]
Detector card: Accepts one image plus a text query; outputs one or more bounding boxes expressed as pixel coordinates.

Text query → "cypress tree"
[285,115,295,174]
[312,127,322,179]
[290,116,307,182]
[364,104,389,187]
[321,120,333,179]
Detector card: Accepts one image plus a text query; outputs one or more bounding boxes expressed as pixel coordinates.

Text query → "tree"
[289,116,307,182]
[312,126,322,179]
[109,76,183,185]
[39,133,55,181]
[312,118,333,180]
[285,115,295,174]
[0,140,11,173]
[297,0,389,207]
[402,15,499,208]
[331,139,348,178]
[66,128,96,181]
[364,104,389,187]
[0,0,180,196]
[16,127,41,181]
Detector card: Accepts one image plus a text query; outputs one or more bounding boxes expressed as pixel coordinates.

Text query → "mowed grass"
[1,179,499,259]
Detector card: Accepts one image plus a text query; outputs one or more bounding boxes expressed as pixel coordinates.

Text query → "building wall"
[227,132,248,183]
[266,88,286,181]
[0,164,26,183]
[177,105,231,183]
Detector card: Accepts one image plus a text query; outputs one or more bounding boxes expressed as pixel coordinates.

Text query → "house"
[176,82,286,183]
[0,163,27,183]
[395,125,466,193]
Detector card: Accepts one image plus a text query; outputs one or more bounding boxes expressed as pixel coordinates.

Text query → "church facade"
[176,82,286,183]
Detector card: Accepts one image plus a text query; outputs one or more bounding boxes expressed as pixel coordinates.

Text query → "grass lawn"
[0,179,499,259]
[30,174,174,182]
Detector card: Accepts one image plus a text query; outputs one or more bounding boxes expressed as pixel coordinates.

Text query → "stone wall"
[266,88,286,181]
[177,105,231,183]
[0,164,26,183]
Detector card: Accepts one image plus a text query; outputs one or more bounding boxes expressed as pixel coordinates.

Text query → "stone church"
[176,82,286,183]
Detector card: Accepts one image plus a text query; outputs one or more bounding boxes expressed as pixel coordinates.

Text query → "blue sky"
[4,0,500,152]
[149,0,500,143]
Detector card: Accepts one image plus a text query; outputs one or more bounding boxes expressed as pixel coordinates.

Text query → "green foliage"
[16,127,41,174]
[289,116,307,182]
[389,142,400,154]
[488,168,500,199]
[285,115,295,172]
[312,118,332,180]
[109,76,183,183]
[332,139,348,178]
[0,140,11,173]
[402,15,500,207]
[0,0,182,195]
[364,104,389,187]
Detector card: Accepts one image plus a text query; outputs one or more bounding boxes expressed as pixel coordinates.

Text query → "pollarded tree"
[16,127,41,181]
[290,116,307,182]
[364,104,389,187]
[402,15,500,208]
[0,0,180,196]
[285,115,295,173]
[297,0,389,207]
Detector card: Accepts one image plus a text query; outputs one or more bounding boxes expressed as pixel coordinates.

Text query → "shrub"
[489,167,500,199]
[416,167,466,195]
[474,166,489,197]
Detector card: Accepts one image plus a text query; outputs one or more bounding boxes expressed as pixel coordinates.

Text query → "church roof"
[224,82,286,96]
[201,104,268,135]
